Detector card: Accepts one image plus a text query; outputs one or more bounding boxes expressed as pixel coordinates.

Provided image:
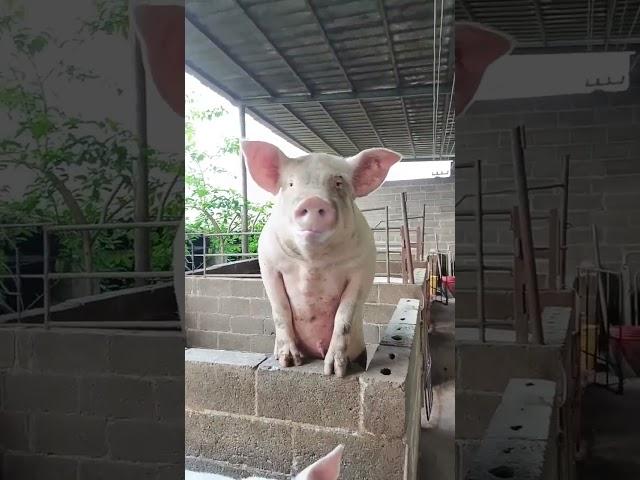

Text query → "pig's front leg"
[324,276,366,377]
[262,267,303,367]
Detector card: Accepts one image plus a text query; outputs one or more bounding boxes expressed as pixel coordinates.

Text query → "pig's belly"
[284,278,345,359]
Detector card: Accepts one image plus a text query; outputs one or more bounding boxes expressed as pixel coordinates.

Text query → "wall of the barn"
[0,328,184,479]
[456,83,640,287]
[356,175,455,254]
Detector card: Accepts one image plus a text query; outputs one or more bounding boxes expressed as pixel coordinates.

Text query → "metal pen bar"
[386,205,391,284]
[49,321,181,329]
[512,127,544,345]
[475,159,486,343]
[401,192,415,284]
[560,155,570,289]
[49,272,174,279]
[46,221,180,232]
[43,231,50,329]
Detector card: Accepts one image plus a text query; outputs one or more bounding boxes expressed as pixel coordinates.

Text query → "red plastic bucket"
[442,276,455,295]
[609,326,640,375]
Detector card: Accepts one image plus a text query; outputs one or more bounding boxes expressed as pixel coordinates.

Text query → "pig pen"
[184,268,428,480]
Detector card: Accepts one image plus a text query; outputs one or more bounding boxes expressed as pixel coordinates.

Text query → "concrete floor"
[419,300,455,480]
[577,378,640,479]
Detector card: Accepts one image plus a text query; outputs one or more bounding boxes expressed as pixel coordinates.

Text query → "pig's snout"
[294,197,336,233]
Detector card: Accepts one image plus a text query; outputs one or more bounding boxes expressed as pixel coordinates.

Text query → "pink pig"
[242,141,401,377]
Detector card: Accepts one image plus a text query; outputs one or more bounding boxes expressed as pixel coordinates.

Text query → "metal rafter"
[358,100,385,148]
[460,0,476,22]
[377,0,416,156]
[186,12,339,154]
[532,0,547,47]
[605,0,617,50]
[232,0,311,95]
[315,102,360,152]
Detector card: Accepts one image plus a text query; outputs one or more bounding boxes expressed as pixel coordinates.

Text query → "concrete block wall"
[185,276,423,353]
[463,379,558,480]
[0,328,184,479]
[455,306,575,477]
[456,85,640,288]
[185,299,423,480]
[356,176,455,253]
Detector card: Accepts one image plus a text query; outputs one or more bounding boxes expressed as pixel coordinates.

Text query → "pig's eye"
[335,178,343,188]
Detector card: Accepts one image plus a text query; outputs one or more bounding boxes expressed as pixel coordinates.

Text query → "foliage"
[0,4,182,311]
[184,89,272,264]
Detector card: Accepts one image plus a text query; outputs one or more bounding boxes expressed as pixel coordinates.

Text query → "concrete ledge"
[464,379,557,480]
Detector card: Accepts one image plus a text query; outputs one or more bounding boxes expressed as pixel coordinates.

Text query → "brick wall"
[456,83,640,286]
[185,299,423,480]
[185,276,424,352]
[356,176,455,254]
[0,328,184,479]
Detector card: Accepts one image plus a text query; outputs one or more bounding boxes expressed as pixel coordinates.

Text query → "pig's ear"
[347,148,402,197]
[455,22,513,116]
[133,4,185,117]
[295,444,344,480]
[241,141,288,195]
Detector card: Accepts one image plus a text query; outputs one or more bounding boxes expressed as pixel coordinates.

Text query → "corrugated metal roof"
[457,0,640,52]
[186,0,455,159]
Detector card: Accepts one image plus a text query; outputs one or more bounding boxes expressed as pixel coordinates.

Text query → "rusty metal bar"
[475,159,486,343]
[548,208,559,290]
[512,206,528,343]
[511,127,544,344]
[560,154,570,289]
[421,204,427,262]
[401,192,415,284]
[240,104,249,254]
[386,205,391,284]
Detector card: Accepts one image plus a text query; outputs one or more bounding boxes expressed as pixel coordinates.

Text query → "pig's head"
[455,22,513,116]
[242,141,401,250]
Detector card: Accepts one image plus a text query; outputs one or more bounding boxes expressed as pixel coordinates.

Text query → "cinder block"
[0,329,14,368]
[78,460,157,480]
[186,410,292,473]
[255,357,362,429]
[187,295,219,314]
[219,297,250,316]
[226,278,265,298]
[230,315,263,334]
[79,376,154,419]
[292,426,405,480]
[185,348,265,414]
[380,322,416,348]
[363,303,396,325]
[455,390,502,440]
[107,419,183,463]
[4,373,78,413]
[197,277,231,297]
[363,322,380,344]
[3,453,78,480]
[250,335,275,354]
[366,284,379,303]
[359,345,411,437]
[110,333,184,376]
[187,329,218,349]
[155,378,184,422]
[31,330,109,374]
[218,332,252,351]
[33,412,107,457]
[378,285,421,304]
[0,411,29,450]
[250,298,271,319]
[464,438,549,480]
[198,313,230,332]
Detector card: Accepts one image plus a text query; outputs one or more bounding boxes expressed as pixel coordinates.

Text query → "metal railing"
[0,221,181,330]
[185,231,260,275]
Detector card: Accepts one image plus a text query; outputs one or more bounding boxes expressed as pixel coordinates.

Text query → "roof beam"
[459,0,476,22]
[231,0,311,95]
[241,85,444,106]
[532,0,547,47]
[315,102,360,153]
[187,12,338,155]
[358,100,385,148]
[377,0,415,157]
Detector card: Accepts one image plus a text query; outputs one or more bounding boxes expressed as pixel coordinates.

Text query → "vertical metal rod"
[548,208,559,290]
[511,127,544,344]
[512,206,528,343]
[385,205,390,284]
[202,234,207,278]
[560,155,570,289]
[401,192,415,284]
[422,203,427,261]
[15,247,22,323]
[239,104,249,255]
[475,159,486,343]
[43,229,50,329]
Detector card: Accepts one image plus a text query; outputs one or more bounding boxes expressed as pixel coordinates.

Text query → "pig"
[245,444,343,480]
[241,141,401,377]
[455,22,513,116]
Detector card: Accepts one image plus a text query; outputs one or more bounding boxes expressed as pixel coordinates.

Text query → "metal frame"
[0,221,181,330]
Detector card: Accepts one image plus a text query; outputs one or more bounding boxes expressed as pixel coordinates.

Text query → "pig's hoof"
[276,344,303,367]
[323,352,348,377]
